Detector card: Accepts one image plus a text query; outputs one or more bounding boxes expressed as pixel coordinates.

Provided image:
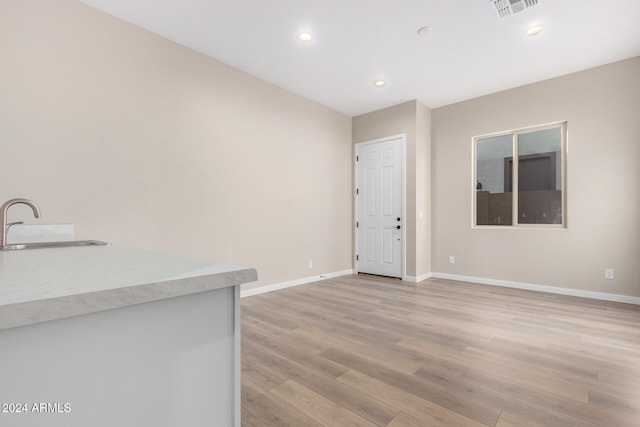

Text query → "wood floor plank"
[321,346,503,426]
[463,360,590,403]
[243,326,348,379]
[242,351,289,391]
[337,369,488,427]
[292,326,426,375]
[495,411,547,427]
[549,340,640,371]
[457,367,638,427]
[271,380,380,427]
[589,390,640,419]
[410,312,551,349]
[242,379,323,427]
[244,336,399,426]
[412,359,600,427]
[241,275,640,426]
[386,411,442,427]
[242,304,301,331]
[473,338,599,380]
[595,368,640,403]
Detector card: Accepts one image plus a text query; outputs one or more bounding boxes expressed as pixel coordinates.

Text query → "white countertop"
[0,243,257,330]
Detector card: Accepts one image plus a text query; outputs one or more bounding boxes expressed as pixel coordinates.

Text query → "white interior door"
[356,137,403,278]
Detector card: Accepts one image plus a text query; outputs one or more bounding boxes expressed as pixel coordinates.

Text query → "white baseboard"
[242,269,640,306]
[404,273,433,283]
[241,269,354,298]
[431,272,640,305]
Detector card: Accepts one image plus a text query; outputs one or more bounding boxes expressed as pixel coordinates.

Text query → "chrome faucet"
[0,198,41,248]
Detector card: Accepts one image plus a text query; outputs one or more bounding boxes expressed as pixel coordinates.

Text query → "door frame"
[354,134,407,280]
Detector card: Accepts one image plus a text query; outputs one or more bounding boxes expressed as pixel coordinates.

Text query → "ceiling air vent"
[490,0,539,18]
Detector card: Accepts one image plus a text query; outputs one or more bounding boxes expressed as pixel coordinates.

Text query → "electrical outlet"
[448,256,455,264]
[604,268,614,280]
[308,260,313,269]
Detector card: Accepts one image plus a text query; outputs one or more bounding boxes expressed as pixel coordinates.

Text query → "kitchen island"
[0,243,256,427]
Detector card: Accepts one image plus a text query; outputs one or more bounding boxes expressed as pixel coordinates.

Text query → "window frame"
[472,121,567,229]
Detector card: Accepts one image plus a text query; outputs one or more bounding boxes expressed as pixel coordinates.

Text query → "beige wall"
[352,100,432,279]
[432,57,640,297]
[0,0,353,291]
[3,1,636,298]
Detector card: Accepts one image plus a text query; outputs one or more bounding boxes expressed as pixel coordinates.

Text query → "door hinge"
[356,155,359,161]
[356,188,359,195]
[356,221,359,228]
[356,254,359,261]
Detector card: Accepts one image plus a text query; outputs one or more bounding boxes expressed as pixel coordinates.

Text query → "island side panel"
[0,286,238,427]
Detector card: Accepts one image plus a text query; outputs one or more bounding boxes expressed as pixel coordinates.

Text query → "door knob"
[396,225,401,230]
[397,217,401,221]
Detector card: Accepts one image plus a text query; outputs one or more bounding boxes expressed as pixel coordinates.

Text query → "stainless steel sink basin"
[0,240,108,251]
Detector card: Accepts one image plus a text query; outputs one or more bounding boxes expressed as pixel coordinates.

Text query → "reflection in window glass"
[517,127,562,224]
[476,134,513,226]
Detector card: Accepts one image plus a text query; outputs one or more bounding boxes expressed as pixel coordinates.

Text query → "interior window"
[475,123,566,227]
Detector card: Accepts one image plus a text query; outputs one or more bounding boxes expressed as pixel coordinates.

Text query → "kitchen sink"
[0,240,109,251]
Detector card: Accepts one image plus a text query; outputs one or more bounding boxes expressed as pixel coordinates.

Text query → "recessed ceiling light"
[374,80,385,87]
[526,25,543,36]
[299,32,312,41]
[417,26,432,36]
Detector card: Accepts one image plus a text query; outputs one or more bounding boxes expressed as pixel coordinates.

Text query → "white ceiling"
[81,0,640,117]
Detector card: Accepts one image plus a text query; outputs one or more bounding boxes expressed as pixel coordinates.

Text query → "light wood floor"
[241,274,640,427]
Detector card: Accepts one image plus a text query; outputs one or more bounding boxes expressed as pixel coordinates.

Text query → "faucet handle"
[6,221,24,230]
